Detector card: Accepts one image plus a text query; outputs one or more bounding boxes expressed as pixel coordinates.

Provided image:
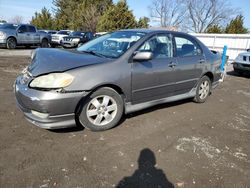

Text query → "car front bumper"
[0,38,7,46]
[14,75,88,129]
[233,62,250,72]
[61,41,78,48]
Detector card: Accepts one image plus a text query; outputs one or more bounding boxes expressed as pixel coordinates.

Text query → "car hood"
[28,48,110,77]
[0,28,15,33]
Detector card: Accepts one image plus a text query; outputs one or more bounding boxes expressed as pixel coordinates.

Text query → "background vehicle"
[61,31,94,48]
[0,23,50,49]
[38,30,58,44]
[50,30,72,47]
[15,29,221,131]
[233,50,250,75]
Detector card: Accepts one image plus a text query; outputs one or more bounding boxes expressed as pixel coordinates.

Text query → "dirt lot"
[0,56,249,188]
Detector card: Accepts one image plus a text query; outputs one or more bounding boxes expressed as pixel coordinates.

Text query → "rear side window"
[27,26,36,32]
[18,25,28,33]
[138,34,173,59]
[175,36,202,57]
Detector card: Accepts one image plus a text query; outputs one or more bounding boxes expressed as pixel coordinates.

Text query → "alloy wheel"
[86,95,118,126]
[199,80,210,99]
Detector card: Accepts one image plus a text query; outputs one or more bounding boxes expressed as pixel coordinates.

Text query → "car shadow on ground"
[116,148,174,188]
[227,71,250,78]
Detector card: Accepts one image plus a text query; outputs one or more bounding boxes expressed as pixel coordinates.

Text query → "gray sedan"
[15,29,221,131]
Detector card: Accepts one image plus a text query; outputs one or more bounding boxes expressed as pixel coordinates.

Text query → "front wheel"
[193,76,211,103]
[78,87,124,131]
[6,37,16,49]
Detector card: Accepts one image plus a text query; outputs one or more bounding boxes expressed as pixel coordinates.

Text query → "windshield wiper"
[81,50,107,58]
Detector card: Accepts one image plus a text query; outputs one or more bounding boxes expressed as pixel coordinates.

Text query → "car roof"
[119,28,188,35]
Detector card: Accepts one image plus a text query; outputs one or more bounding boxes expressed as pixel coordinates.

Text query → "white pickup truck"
[0,23,50,49]
[50,30,72,47]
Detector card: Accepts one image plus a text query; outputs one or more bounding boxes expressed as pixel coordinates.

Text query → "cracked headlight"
[30,73,74,89]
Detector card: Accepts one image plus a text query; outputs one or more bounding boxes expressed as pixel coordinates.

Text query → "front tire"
[193,76,211,103]
[78,87,124,131]
[6,37,16,49]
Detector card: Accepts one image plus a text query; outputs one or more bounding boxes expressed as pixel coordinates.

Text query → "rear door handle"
[168,62,177,67]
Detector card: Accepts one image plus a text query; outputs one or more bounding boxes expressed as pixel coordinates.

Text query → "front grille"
[243,56,246,61]
[52,36,59,40]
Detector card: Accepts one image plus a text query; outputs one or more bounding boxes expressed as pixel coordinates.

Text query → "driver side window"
[18,25,28,33]
[138,34,173,59]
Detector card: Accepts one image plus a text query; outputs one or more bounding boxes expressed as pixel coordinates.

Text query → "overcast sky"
[0,0,249,29]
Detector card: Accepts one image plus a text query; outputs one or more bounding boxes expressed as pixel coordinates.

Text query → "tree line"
[29,0,248,34]
[30,0,149,32]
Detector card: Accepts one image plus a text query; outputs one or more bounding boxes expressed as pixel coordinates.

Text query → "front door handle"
[198,59,205,63]
[168,62,177,67]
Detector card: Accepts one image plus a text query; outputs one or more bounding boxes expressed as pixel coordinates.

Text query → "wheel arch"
[7,36,17,42]
[75,83,126,115]
[202,71,214,82]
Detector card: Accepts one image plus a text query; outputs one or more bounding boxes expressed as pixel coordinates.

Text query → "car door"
[16,25,28,44]
[173,34,205,95]
[131,33,177,104]
[27,25,40,44]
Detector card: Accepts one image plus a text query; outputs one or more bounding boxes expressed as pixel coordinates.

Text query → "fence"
[190,33,250,62]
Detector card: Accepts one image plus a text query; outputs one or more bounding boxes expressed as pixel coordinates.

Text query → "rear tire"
[41,38,49,48]
[234,68,243,76]
[6,37,16,49]
[193,76,211,103]
[78,87,124,131]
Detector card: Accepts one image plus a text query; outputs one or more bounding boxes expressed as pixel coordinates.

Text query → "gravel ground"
[0,56,249,188]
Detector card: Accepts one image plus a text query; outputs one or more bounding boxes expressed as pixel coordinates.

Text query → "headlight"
[30,73,74,89]
[0,31,6,39]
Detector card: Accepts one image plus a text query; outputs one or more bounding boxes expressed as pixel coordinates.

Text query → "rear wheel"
[41,38,49,48]
[193,76,211,103]
[6,37,16,49]
[234,68,243,76]
[78,87,124,131]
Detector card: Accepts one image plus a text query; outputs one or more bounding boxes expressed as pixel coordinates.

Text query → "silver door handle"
[168,62,177,67]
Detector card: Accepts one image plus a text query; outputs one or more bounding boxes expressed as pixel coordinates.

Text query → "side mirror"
[133,51,153,61]
[17,29,23,33]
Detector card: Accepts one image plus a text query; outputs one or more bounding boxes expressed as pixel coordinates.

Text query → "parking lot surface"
[0,55,249,188]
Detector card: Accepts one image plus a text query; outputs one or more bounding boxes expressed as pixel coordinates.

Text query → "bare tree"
[9,15,24,24]
[185,0,237,33]
[149,0,187,29]
[82,5,100,32]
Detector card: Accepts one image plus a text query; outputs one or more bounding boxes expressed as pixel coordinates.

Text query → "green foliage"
[0,20,7,23]
[30,7,55,30]
[225,15,248,34]
[206,24,223,33]
[137,17,150,28]
[53,0,112,31]
[96,0,137,32]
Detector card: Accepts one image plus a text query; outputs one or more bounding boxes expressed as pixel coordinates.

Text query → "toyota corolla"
[14,29,221,131]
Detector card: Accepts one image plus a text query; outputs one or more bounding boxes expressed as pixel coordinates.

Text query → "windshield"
[77,31,146,58]
[0,23,18,30]
[69,31,85,37]
[57,30,70,35]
